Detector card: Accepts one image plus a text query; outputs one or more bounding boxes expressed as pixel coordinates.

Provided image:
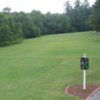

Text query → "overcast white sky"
[0,0,96,13]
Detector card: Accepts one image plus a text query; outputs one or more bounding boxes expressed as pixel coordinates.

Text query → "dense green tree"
[13,11,41,38]
[0,13,7,25]
[12,23,23,43]
[92,0,100,32]
[65,0,92,31]
[30,10,44,35]
[0,12,23,46]
[43,13,70,34]
[65,0,73,17]
[81,0,92,30]
[83,0,89,8]
[74,0,81,8]
[2,7,11,13]
[59,14,71,32]
[0,2,96,47]
[7,15,23,42]
[0,24,12,46]
[43,13,60,34]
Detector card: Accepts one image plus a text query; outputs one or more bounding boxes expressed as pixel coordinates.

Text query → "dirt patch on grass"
[65,84,100,100]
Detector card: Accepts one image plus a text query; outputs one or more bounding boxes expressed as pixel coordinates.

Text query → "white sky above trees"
[0,0,96,13]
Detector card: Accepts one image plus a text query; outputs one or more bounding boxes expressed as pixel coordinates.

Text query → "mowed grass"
[0,31,100,100]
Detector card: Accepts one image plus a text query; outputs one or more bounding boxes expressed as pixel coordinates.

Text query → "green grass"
[0,31,100,100]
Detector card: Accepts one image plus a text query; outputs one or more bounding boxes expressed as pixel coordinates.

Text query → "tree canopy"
[65,0,92,31]
[91,0,100,32]
[0,0,98,47]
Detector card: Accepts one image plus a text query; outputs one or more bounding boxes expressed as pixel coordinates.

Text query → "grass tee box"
[0,31,99,100]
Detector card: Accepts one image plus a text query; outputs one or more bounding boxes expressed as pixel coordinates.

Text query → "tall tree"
[65,0,73,17]
[65,0,92,31]
[59,14,71,33]
[82,0,90,8]
[2,7,11,13]
[82,0,92,30]
[30,10,44,35]
[92,0,100,32]
[0,24,12,46]
[74,0,81,8]
[72,0,83,31]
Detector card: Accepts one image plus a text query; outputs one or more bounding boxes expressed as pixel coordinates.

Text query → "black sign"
[81,57,89,70]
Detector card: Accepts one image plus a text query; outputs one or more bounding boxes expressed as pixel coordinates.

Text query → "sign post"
[80,54,89,90]
[83,69,86,90]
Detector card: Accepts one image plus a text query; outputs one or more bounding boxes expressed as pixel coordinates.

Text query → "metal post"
[83,53,86,90]
[83,70,86,90]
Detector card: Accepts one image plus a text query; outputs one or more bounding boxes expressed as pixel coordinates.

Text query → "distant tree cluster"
[0,9,72,46]
[0,0,99,47]
[65,0,100,32]
[91,0,100,32]
[65,0,92,32]
[0,11,23,46]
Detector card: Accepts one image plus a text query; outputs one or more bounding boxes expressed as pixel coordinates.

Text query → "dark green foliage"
[0,0,97,47]
[13,11,42,38]
[30,10,44,35]
[74,0,81,8]
[43,13,61,34]
[59,14,71,32]
[65,0,92,32]
[91,0,100,32]
[0,12,23,47]
[2,7,11,13]
[43,13,71,34]
[24,25,41,38]
[12,23,23,43]
[0,24,12,46]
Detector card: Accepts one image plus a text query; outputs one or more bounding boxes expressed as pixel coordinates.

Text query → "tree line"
[0,0,99,47]
[65,0,100,32]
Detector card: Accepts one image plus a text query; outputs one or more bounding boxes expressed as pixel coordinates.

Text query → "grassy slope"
[0,31,99,100]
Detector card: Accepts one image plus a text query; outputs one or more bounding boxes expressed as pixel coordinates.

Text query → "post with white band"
[83,69,86,90]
